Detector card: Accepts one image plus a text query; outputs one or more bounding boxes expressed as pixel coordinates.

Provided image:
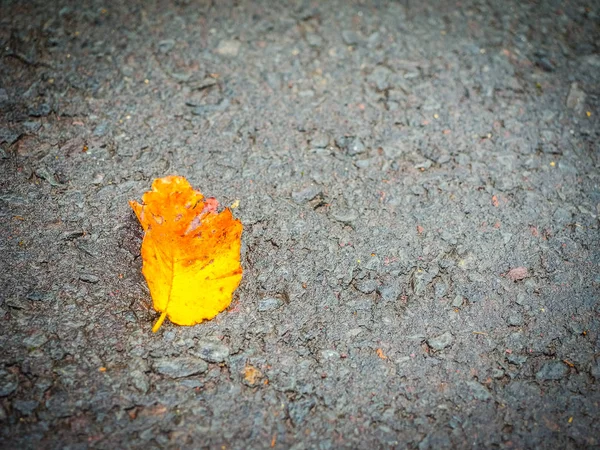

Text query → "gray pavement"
[1,0,599,448]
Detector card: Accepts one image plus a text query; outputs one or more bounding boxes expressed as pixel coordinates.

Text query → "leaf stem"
[152,310,168,333]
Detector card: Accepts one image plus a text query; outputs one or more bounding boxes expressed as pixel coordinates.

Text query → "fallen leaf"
[376,348,387,359]
[492,195,499,207]
[130,176,243,332]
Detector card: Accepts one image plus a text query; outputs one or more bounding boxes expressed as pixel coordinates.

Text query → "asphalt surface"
[1,0,599,448]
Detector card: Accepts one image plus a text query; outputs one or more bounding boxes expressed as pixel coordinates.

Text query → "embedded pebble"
[79,274,100,284]
[193,340,230,363]
[291,186,320,204]
[451,295,463,308]
[258,297,283,312]
[311,133,330,148]
[341,30,360,45]
[536,361,568,381]
[153,357,208,378]
[0,369,18,396]
[507,313,523,327]
[215,40,241,57]
[330,208,358,224]
[427,332,454,351]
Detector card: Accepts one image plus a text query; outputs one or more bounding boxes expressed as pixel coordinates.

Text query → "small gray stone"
[515,294,527,306]
[54,365,77,386]
[412,269,438,296]
[382,140,405,158]
[553,207,571,225]
[356,279,377,294]
[507,313,523,327]
[215,39,241,57]
[414,160,432,170]
[355,158,371,168]
[306,32,323,47]
[319,349,340,361]
[189,77,218,91]
[568,322,584,335]
[291,186,320,204]
[35,167,62,187]
[507,354,527,366]
[437,153,451,164]
[451,295,463,308]
[193,340,230,363]
[13,399,39,415]
[28,103,51,117]
[559,161,577,175]
[157,39,175,54]
[347,328,363,338]
[265,72,282,90]
[411,185,426,196]
[298,90,314,98]
[434,282,447,298]
[427,332,453,351]
[346,138,366,156]
[367,66,392,91]
[288,397,316,426]
[536,361,568,381]
[311,133,330,148]
[26,291,52,302]
[536,56,555,72]
[566,82,586,113]
[34,377,52,394]
[330,208,358,224]
[377,284,399,302]
[336,136,366,156]
[45,392,75,417]
[93,122,109,137]
[22,121,41,133]
[505,332,525,353]
[341,30,360,45]
[153,357,208,378]
[23,332,48,348]
[179,379,203,389]
[591,360,600,380]
[492,368,504,379]
[188,98,229,116]
[130,370,149,393]
[386,100,399,111]
[79,273,99,284]
[0,369,18,397]
[419,429,452,450]
[257,297,283,312]
[464,381,492,401]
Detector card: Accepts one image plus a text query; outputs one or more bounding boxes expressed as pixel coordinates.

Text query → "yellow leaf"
[129,176,243,332]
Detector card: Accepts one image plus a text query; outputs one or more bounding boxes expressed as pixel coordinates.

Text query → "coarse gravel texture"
[1,0,599,448]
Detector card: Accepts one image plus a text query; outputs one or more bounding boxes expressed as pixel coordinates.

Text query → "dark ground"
[1,0,599,448]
